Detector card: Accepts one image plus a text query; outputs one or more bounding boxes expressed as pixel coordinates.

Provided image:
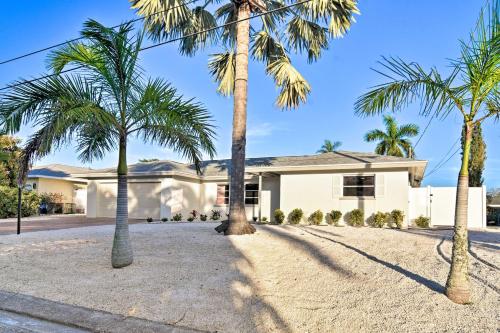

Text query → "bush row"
[269,208,430,229]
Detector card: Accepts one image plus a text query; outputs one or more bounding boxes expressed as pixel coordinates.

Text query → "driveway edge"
[0,290,206,333]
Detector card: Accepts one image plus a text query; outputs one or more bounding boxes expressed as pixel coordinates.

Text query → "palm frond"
[130,78,216,172]
[215,3,237,47]
[251,30,286,63]
[364,129,387,142]
[266,56,311,109]
[208,51,236,96]
[131,0,191,42]
[398,123,419,137]
[286,16,328,62]
[178,7,218,56]
[355,56,463,118]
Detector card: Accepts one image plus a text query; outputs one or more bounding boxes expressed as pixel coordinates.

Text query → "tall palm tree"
[364,115,418,158]
[0,20,216,268]
[317,139,342,153]
[355,1,499,304]
[131,0,359,235]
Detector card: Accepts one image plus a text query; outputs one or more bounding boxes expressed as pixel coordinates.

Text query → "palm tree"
[364,115,418,158]
[131,0,359,234]
[355,1,499,304]
[317,139,342,153]
[0,20,216,268]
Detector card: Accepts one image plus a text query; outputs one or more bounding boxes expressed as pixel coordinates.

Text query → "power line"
[0,0,201,65]
[414,113,436,149]
[422,138,461,179]
[0,0,314,92]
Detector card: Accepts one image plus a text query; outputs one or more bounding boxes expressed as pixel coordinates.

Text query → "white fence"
[408,186,487,229]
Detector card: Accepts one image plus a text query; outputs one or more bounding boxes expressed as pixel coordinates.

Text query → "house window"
[343,175,375,197]
[245,184,259,205]
[216,184,229,205]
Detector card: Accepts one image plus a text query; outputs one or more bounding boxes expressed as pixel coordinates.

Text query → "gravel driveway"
[0,223,498,332]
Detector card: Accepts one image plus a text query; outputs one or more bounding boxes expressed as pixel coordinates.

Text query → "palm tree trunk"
[111,135,133,268]
[445,121,472,304]
[226,2,255,235]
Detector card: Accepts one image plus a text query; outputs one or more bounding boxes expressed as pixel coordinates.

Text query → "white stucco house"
[72,151,433,226]
[28,152,487,228]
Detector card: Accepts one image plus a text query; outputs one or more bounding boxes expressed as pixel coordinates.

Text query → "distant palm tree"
[355,1,499,304]
[0,20,216,268]
[364,115,418,158]
[131,0,359,235]
[317,140,342,153]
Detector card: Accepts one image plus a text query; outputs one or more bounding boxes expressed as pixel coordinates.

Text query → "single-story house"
[74,151,429,225]
[30,152,487,228]
[26,164,89,213]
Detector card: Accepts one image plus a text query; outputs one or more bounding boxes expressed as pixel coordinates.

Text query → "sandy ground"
[0,223,498,333]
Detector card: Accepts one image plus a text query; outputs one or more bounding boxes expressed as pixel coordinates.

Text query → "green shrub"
[210,209,222,220]
[288,208,304,224]
[274,209,285,224]
[172,213,182,221]
[346,209,364,227]
[414,215,430,228]
[389,209,405,229]
[327,210,342,226]
[371,211,388,228]
[200,214,208,221]
[308,210,324,225]
[187,217,194,222]
[262,216,268,223]
[0,186,41,218]
[161,217,168,222]
[146,217,153,223]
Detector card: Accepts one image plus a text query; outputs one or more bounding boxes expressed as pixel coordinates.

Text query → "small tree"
[273,209,285,224]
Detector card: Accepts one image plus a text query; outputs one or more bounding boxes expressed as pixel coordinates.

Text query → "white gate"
[408,186,486,228]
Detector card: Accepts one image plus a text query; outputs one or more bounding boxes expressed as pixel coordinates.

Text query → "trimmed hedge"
[0,186,41,218]
[274,209,285,224]
[415,215,430,228]
[389,209,405,229]
[346,209,364,227]
[308,210,324,225]
[327,210,342,226]
[288,208,304,224]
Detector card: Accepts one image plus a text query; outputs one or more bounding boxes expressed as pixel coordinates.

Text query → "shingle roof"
[83,151,426,177]
[28,164,92,179]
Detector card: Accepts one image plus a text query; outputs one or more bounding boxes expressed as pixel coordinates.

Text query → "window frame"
[215,183,260,205]
[244,183,259,205]
[342,175,375,198]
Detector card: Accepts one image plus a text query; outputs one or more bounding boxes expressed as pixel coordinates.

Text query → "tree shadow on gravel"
[263,225,353,277]
[300,227,445,294]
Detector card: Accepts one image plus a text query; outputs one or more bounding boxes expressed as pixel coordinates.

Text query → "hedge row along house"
[29,151,487,228]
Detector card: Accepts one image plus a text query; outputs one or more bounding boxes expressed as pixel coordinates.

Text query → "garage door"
[98,181,161,219]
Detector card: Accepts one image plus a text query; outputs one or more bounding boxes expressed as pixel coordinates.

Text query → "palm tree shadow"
[264,225,353,277]
[301,227,445,294]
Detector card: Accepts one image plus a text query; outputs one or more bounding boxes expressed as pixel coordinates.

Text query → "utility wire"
[0,0,314,92]
[0,0,201,65]
[414,113,436,148]
[422,138,461,179]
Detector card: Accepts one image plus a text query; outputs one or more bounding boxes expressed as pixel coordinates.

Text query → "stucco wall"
[279,170,410,225]
[28,178,80,203]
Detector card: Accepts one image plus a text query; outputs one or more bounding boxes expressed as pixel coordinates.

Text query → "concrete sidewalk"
[0,290,204,333]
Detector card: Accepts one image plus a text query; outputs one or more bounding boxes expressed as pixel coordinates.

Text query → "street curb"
[0,290,206,333]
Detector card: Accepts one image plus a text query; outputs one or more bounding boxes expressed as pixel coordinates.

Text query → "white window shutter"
[375,174,385,197]
[332,175,342,198]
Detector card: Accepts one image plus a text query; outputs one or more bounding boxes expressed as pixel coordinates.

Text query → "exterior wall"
[27,177,87,212]
[279,169,410,225]
[408,186,486,228]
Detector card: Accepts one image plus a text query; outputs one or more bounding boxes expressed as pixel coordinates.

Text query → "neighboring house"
[76,151,428,224]
[27,164,89,213]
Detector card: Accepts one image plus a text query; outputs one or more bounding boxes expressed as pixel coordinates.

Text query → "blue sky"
[0,0,498,187]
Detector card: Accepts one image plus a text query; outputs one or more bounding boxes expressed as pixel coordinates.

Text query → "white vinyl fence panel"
[408,186,486,228]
